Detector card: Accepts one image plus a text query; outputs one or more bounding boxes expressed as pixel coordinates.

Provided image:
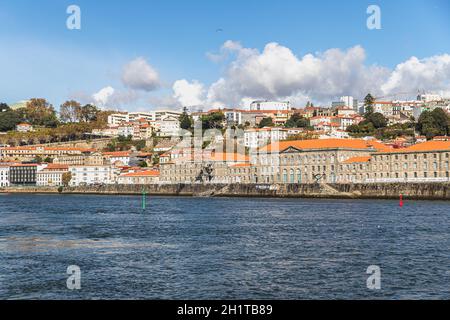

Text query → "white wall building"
[36,171,65,187]
[0,165,10,187]
[418,94,442,103]
[157,116,181,137]
[68,166,117,186]
[108,110,182,125]
[117,125,135,137]
[244,128,289,149]
[250,101,291,111]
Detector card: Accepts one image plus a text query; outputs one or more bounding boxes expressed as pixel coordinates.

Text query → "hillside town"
[1,93,450,188]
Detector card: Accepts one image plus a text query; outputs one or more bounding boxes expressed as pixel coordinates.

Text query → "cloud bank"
[172,41,450,109]
[121,57,160,92]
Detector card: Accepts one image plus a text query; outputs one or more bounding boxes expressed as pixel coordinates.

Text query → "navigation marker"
[142,187,147,210]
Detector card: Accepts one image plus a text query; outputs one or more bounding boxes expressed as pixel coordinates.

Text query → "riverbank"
[1,182,450,200]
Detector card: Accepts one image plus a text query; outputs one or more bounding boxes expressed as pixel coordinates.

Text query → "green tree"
[201,112,225,130]
[367,112,387,129]
[258,117,274,128]
[417,108,450,139]
[0,103,10,112]
[60,100,82,123]
[0,110,22,132]
[79,104,99,122]
[25,98,59,127]
[62,172,72,187]
[179,107,193,130]
[285,113,309,128]
[363,93,375,117]
[431,108,450,136]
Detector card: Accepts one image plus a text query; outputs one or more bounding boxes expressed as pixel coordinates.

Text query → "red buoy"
[399,194,404,207]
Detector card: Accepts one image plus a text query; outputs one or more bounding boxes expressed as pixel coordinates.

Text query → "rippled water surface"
[0,194,449,299]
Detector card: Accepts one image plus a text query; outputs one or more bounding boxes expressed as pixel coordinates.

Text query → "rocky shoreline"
[1,183,450,200]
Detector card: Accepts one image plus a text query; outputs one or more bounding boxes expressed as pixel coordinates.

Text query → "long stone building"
[158,139,450,185]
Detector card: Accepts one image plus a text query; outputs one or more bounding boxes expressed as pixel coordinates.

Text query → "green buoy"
[142,188,147,210]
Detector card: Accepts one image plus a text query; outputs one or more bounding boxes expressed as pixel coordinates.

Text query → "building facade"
[9,164,38,185]
[0,165,10,187]
[68,165,117,186]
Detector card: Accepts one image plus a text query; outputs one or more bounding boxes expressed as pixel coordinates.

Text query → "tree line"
[0,99,113,146]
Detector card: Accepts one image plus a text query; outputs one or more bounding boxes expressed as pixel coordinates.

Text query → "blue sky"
[1,0,450,110]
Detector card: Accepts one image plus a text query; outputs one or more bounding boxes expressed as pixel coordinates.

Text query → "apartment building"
[117,170,160,185]
[157,116,181,137]
[368,141,450,183]
[159,152,249,184]
[252,139,391,184]
[244,128,289,149]
[53,153,108,166]
[68,165,117,186]
[0,146,94,161]
[9,164,38,185]
[103,151,132,166]
[36,164,69,187]
[108,110,182,125]
[250,101,291,111]
[0,164,10,187]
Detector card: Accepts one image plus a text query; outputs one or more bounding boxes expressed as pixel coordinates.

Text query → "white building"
[108,110,182,125]
[103,151,131,166]
[0,165,10,187]
[340,96,358,110]
[224,110,243,125]
[117,124,135,137]
[157,116,181,137]
[250,101,291,111]
[68,166,117,186]
[418,94,442,103]
[16,123,33,132]
[244,128,289,149]
[36,171,64,187]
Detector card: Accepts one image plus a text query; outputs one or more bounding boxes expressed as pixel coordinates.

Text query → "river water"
[0,194,448,299]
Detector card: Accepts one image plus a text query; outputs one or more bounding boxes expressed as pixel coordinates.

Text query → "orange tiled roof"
[209,153,250,162]
[103,151,131,157]
[229,163,251,167]
[387,141,450,153]
[121,170,159,177]
[342,156,372,164]
[260,139,392,153]
[45,164,69,170]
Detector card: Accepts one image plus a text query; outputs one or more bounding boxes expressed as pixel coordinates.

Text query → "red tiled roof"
[260,139,392,153]
[121,170,159,177]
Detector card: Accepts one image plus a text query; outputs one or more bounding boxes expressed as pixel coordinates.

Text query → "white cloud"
[205,42,391,107]
[90,87,140,109]
[172,79,206,107]
[381,54,450,96]
[92,86,115,106]
[121,57,160,91]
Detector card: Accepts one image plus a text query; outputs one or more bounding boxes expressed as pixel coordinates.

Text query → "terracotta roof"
[103,151,131,157]
[209,153,250,162]
[10,164,38,167]
[388,141,450,153]
[121,170,159,177]
[45,164,69,170]
[259,139,392,153]
[229,163,251,168]
[342,156,372,164]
